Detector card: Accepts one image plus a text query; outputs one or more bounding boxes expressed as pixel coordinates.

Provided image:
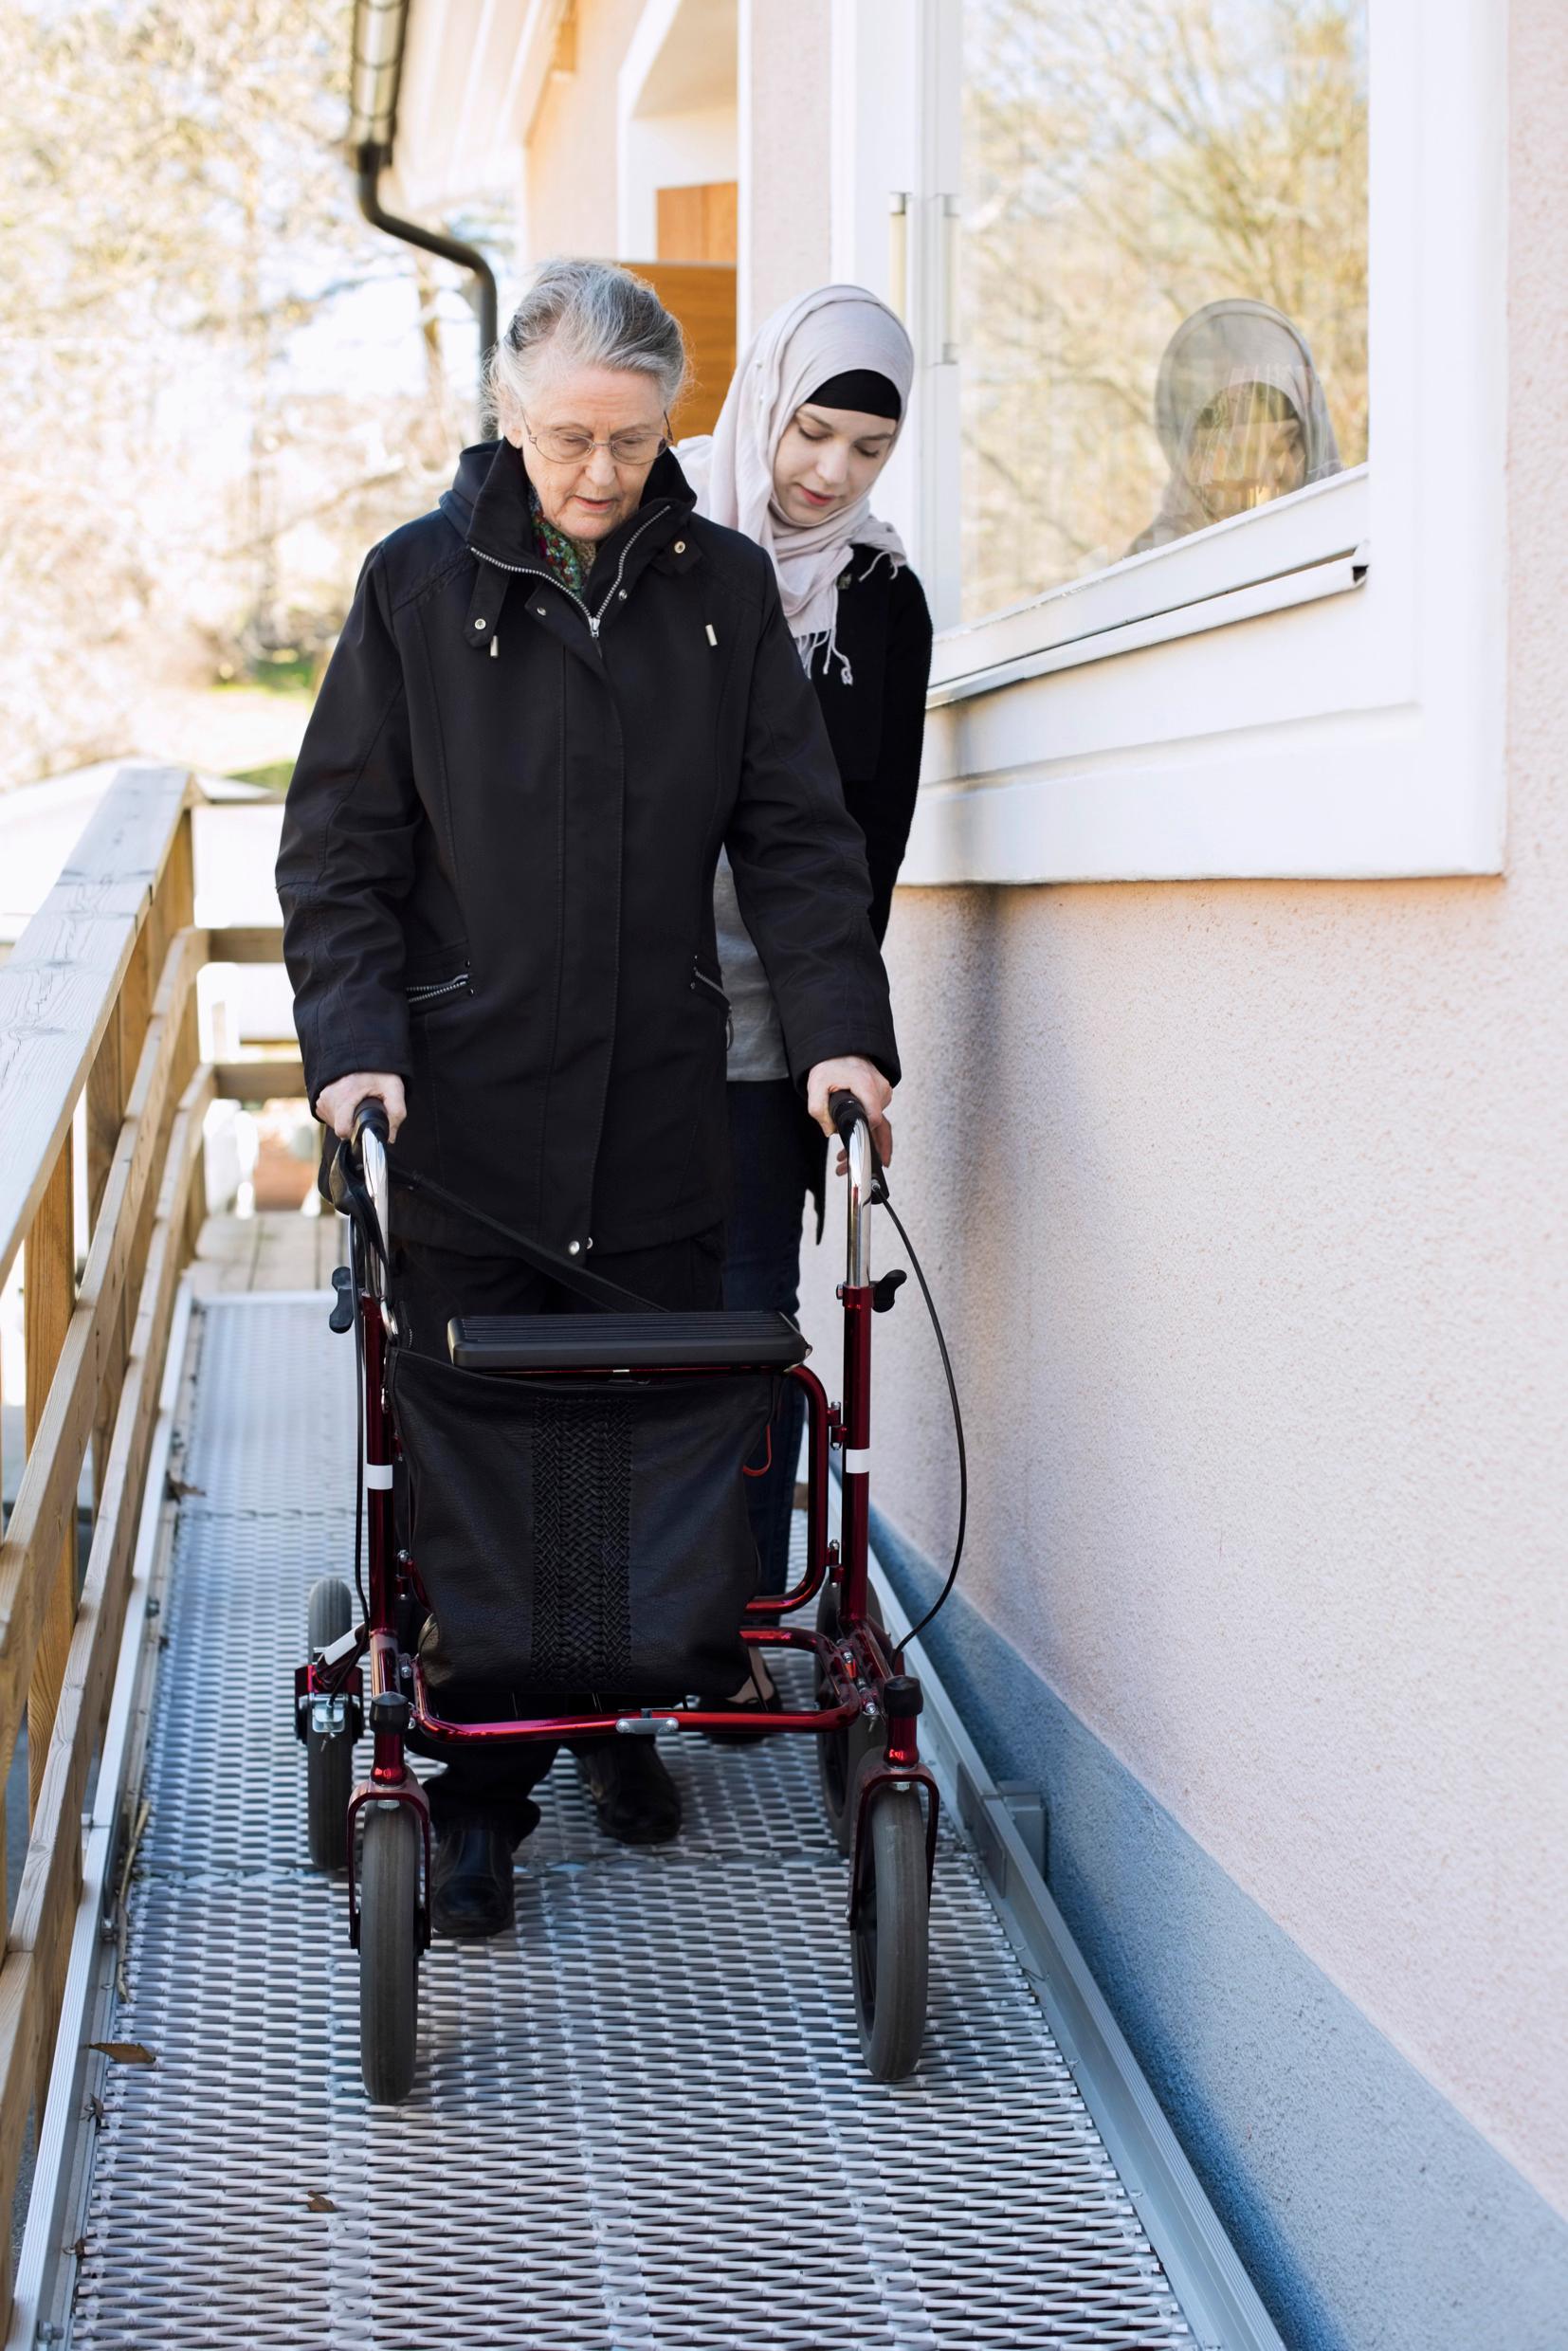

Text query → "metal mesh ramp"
[65,1295,1205,2350]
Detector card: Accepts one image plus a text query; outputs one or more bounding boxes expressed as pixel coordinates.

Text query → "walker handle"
[830,1089,882,1283]
[349,1101,392,1295]
[352,1098,391,1152]
[829,1087,883,1180]
[828,1088,867,1146]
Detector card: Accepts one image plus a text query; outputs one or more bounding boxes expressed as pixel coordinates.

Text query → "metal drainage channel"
[16,1294,1285,2351]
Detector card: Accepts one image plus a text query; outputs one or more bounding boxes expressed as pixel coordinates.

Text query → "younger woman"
[683,284,933,1614]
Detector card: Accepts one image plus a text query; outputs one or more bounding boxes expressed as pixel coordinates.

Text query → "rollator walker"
[294,1091,939,2104]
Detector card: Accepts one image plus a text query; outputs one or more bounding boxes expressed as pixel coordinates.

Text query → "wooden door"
[623,259,737,440]
[656,181,738,266]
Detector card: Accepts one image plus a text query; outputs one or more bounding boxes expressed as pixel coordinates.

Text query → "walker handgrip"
[828,1089,866,1145]
[830,1087,884,1200]
[353,1098,391,1151]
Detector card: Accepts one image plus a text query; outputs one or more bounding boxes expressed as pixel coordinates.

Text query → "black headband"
[806,370,903,422]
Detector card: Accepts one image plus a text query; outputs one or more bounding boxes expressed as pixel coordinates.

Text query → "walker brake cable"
[875,1180,968,1654]
[350,1217,369,1624]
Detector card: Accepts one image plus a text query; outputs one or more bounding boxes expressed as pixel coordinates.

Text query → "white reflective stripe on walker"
[843,1447,871,1473]
[364,1462,394,1489]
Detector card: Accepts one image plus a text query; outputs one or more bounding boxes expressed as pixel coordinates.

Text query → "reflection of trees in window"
[959,0,1368,622]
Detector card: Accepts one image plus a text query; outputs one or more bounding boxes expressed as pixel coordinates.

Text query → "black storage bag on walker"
[389,1345,775,1699]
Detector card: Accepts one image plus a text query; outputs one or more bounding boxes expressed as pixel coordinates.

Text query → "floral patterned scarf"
[528,483,596,599]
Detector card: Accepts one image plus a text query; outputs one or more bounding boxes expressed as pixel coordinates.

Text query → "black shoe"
[702,1654,784,1744]
[429,1813,527,1940]
[574,1740,682,1845]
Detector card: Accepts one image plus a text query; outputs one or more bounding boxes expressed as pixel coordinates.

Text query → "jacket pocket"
[406,972,470,1011]
[689,956,733,1046]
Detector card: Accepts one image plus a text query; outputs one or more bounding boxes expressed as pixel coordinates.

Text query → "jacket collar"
[444,438,699,592]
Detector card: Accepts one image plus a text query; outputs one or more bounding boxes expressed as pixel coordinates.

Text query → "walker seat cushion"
[447,1309,808,1374]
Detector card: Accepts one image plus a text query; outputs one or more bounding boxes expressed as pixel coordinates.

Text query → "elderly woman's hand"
[315,1072,407,1142]
[807,1056,893,1171]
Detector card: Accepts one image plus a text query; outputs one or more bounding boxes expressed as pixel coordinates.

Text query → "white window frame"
[829,0,1506,883]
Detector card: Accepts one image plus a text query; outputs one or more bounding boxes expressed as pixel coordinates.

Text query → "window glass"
[958,0,1369,624]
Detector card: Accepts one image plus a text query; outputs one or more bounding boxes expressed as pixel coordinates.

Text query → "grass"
[217,651,319,696]
[228,758,296,793]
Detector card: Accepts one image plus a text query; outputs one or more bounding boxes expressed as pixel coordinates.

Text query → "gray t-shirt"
[713,849,789,1082]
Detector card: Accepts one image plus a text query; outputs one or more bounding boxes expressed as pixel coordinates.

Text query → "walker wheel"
[305,1577,355,1871]
[814,1576,884,1856]
[359,1802,421,2104]
[850,1756,929,2083]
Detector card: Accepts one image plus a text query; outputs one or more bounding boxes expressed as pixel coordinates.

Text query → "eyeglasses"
[522,415,670,466]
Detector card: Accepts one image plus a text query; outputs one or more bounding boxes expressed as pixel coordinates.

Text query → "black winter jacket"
[276,440,898,1259]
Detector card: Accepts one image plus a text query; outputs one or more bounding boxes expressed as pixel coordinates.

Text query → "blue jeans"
[724,1080,814,1595]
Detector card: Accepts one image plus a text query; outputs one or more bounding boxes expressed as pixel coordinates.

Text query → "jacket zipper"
[471,506,671,644]
[690,964,730,1015]
[406,974,469,1006]
[690,961,734,1046]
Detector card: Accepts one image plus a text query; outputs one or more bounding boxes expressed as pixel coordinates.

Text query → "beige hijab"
[679,283,913,682]
[1129,298,1343,554]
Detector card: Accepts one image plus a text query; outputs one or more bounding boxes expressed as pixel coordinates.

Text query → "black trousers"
[393,1227,725,1836]
[723,1081,817,1595]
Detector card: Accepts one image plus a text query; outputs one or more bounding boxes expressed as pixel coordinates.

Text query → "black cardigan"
[775,547,933,1226]
[810,550,934,945]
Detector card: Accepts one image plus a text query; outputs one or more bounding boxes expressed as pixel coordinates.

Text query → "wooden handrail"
[215,1054,307,1100]
[0,764,192,1294]
[0,760,331,2310]
[0,1063,213,2237]
[0,925,208,1798]
[207,924,285,963]
[0,762,221,2305]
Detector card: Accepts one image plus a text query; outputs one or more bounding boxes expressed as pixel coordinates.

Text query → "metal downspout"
[349,0,499,427]
[356,145,499,410]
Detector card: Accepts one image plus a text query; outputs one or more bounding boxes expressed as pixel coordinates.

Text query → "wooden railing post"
[153,806,195,996]
[87,1008,126,1510]
[118,920,154,1084]
[158,809,205,1270]
[25,1138,76,1816]
[84,1014,123,1229]
[172,816,206,1263]
[109,913,155,1491]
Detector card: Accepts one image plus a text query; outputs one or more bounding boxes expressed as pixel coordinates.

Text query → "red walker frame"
[294,1099,939,1966]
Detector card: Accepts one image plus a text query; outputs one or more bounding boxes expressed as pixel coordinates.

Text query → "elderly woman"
[277,260,898,1939]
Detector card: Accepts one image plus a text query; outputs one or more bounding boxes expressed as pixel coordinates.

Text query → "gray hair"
[486,259,688,432]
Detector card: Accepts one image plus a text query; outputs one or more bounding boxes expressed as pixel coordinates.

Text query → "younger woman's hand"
[315,1072,407,1141]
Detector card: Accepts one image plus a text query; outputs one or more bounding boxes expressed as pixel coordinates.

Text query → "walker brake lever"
[328,1264,355,1334]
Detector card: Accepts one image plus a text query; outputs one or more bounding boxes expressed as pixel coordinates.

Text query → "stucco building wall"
[801,0,1568,2218]
[738,0,831,331]
[523,0,649,262]
[520,0,834,316]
